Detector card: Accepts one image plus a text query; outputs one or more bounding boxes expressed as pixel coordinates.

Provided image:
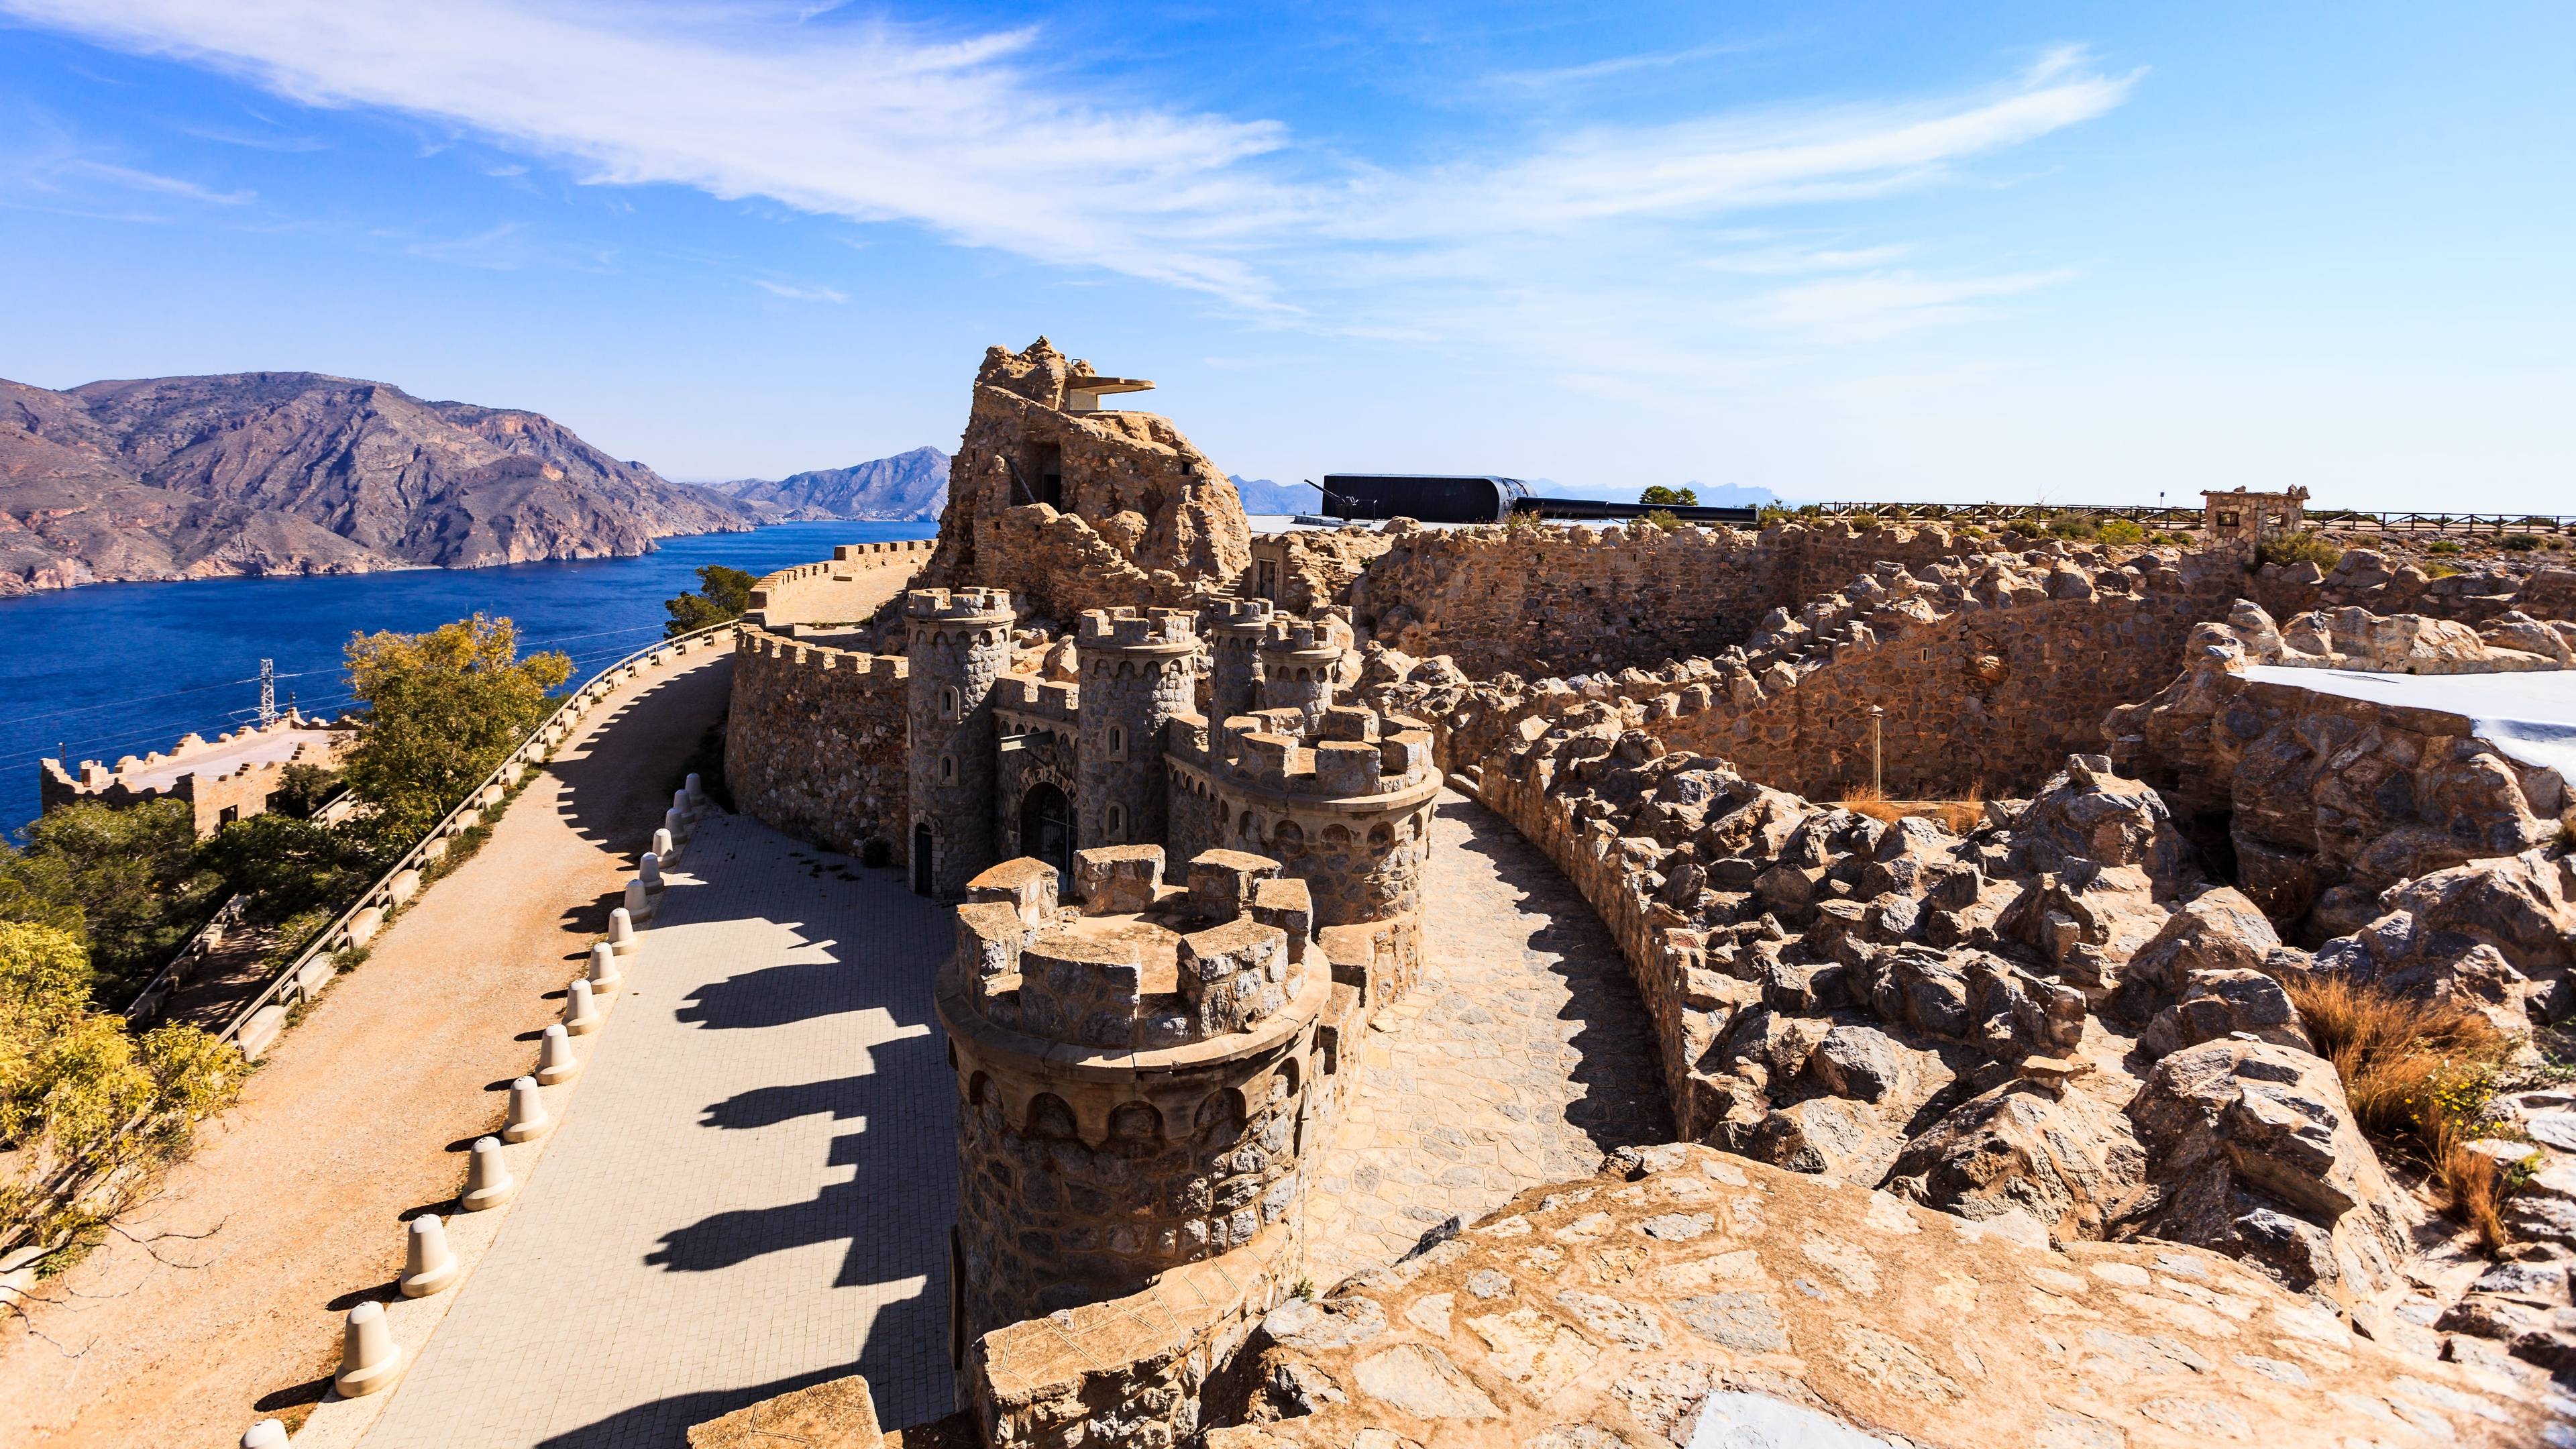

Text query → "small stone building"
[38,713,347,837]
[2201,484,2309,545]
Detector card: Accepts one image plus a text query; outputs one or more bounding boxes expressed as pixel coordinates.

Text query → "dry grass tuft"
[1932,784,1986,835]
[2286,973,2522,1249]
[1839,784,1900,824]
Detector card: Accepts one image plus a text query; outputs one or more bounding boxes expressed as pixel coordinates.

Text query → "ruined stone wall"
[745,539,935,627]
[724,627,910,857]
[1346,519,1986,679]
[912,338,1251,621]
[2111,601,2576,943]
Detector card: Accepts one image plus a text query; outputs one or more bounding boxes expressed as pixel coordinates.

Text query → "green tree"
[0,800,220,999]
[341,614,572,846]
[1,921,244,1248]
[1638,485,1699,506]
[663,564,757,637]
[202,813,376,920]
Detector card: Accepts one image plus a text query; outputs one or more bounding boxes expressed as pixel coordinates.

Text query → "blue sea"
[0,521,934,835]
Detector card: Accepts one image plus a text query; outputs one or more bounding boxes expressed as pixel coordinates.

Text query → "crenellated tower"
[1205,597,1275,725]
[1254,612,1352,733]
[906,587,1018,897]
[1073,607,1198,850]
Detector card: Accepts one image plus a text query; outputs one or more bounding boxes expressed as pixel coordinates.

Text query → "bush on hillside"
[2425,537,2462,554]
[0,921,244,1254]
[2097,519,2145,545]
[1638,485,1698,507]
[663,564,757,637]
[2500,533,2541,551]
[341,614,572,847]
[2255,531,2343,570]
[0,800,223,1005]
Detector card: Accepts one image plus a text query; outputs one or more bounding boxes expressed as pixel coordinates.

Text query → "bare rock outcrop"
[910,337,1250,621]
[2124,1038,2418,1307]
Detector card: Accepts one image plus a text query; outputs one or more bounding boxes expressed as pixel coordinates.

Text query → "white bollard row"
[639,851,665,895]
[502,1077,548,1142]
[463,1136,514,1210]
[400,1214,458,1296]
[588,941,622,994]
[622,877,653,925]
[564,978,602,1034]
[653,824,680,867]
[684,772,706,811]
[242,1419,288,1448]
[334,1299,402,1397]
[536,1023,580,1084]
[607,907,639,956]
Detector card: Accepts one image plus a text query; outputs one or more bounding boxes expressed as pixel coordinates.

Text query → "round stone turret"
[1205,597,1276,725]
[1207,702,1439,936]
[1074,606,1198,850]
[938,845,1327,1343]
[1255,612,1352,732]
[906,588,1017,897]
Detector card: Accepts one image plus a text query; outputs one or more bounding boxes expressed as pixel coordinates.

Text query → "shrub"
[2425,537,2463,554]
[2500,533,2540,551]
[1638,485,1698,506]
[267,763,344,820]
[2424,561,2461,579]
[2096,519,2145,546]
[663,564,758,638]
[2285,974,2520,1248]
[0,922,244,1254]
[0,799,223,1004]
[1755,504,1795,526]
[1849,511,1882,533]
[2255,531,2342,570]
[1955,524,1987,540]
[1641,508,1681,531]
[1837,784,1899,824]
[203,813,378,920]
[341,614,572,847]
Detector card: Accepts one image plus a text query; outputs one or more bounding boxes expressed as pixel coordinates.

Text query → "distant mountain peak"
[711,445,951,523]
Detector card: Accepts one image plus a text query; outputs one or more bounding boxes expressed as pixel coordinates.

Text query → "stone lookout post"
[1073,606,1198,849]
[906,587,1017,898]
[936,843,1329,1347]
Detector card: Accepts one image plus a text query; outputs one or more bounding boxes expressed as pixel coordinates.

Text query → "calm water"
[0,521,934,834]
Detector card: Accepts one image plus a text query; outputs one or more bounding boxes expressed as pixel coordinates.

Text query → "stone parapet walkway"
[361,814,957,1447]
[1301,790,1669,1287]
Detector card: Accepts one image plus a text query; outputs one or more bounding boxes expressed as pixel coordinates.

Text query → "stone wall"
[2110,601,2575,943]
[1201,1144,2547,1449]
[745,539,936,628]
[724,625,910,857]
[40,715,350,838]
[1346,519,1988,680]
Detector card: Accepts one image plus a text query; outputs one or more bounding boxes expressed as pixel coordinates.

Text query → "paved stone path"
[362,815,957,1448]
[0,647,735,1449]
[1301,789,1670,1287]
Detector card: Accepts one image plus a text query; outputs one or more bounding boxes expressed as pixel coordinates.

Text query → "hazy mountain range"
[706,445,950,522]
[0,371,753,594]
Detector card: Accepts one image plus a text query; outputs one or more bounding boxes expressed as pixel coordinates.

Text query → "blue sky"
[2,2,2569,509]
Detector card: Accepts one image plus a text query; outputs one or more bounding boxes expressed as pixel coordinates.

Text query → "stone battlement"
[735,625,906,677]
[904,586,1015,621]
[1212,706,1434,802]
[1211,597,1277,631]
[1258,612,1350,656]
[1077,606,1198,649]
[40,712,350,838]
[990,674,1079,724]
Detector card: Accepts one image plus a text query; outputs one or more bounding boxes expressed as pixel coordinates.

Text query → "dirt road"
[0,646,734,1448]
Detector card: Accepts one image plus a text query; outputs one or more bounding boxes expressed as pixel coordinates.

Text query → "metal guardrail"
[1795,502,2576,535]
[121,894,248,1028]
[210,621,736,1046]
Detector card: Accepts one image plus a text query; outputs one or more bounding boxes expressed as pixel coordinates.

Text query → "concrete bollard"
[639,851,665,894]
[653,824,680,867]
[400,1214,460,1296]
[333,1299,403,1397]
[241,1419,289,1448]
[502,1076,549,1142]
[623,877,653,924]
[608,907,639,957]
[588,941,623,995]
[685,772,706,810]
[564,977,603,1035]
[535,1022,581,1085]
[673,786,696,824]
[461,1136,514,1210]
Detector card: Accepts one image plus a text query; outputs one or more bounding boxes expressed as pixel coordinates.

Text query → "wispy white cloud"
[1488,38,1770,91]
[60,157,254,204]
[0,2,2137,360]
[752,278,847,303]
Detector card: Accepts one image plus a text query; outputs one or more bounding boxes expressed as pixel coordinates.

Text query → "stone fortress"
[708,337,2576,1449]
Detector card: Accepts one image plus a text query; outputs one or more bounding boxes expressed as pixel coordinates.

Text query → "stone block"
[1189,850,1281,918]
[955,902,1028,979]
[1180,918,1291,1036]
[688,1372,881,1448]
[1073,845,1165,914]
[1250,877,1313,964]
[1018,932,1146,1048]
[967,857,1059,925]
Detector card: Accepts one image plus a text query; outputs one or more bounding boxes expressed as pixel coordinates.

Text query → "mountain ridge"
[706,445,950,522]
[0,370,753,594]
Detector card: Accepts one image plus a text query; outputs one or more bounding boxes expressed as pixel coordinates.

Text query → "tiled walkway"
[1301,790,1670,1287]
[363,814,957,1448]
